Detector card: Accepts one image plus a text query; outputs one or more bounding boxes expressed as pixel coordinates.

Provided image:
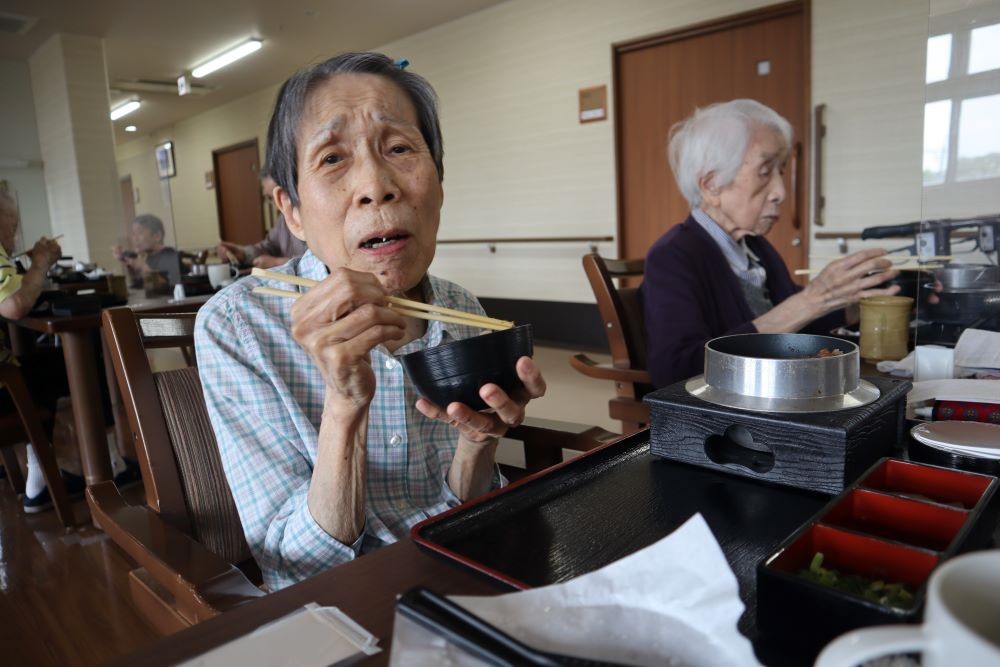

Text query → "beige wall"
[30,34,124,269]
[116,0,943,299]
[0,59,51,250]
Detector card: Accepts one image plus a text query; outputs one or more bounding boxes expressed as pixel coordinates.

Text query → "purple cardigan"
[641,217,845,387]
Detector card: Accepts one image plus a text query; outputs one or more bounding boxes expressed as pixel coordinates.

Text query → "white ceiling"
[0,0,508,144]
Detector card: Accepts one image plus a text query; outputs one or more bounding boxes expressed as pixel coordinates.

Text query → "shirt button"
[384,358,397,370]
[389,434,402,446]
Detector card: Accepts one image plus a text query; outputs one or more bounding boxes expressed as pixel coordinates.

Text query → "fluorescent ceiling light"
[125,125,137,132]
[192,39,263,78]
[110,99,140,120]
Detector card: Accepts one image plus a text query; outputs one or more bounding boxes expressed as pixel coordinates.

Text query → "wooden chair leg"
[0,367,75,528]
[1,447,25,494]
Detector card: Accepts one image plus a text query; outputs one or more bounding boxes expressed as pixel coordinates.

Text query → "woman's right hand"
[754,248,900,333]
[30,237,62,268]
[800,248,900,318]
[289,267,406,411]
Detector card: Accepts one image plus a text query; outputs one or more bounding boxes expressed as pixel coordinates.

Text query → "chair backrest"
[574,254,653,433]
[102,305,253,568]
[583,254,650,384]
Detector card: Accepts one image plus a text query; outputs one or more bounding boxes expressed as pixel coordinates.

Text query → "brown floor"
[0,481,159,666]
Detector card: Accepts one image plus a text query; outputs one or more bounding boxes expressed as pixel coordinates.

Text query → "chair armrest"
[507,416,621,454]
[87,482,264,624]
[570,353,651,385]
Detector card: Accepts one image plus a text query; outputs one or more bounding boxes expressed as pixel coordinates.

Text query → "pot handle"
[815,625,926,667]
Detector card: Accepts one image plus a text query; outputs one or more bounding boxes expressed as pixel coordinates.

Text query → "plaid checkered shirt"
[196,250,500,590]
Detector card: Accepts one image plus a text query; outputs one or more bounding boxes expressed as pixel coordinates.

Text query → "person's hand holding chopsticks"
[754,248,901,333]
[24,235,62,268]
[290,266,409,409]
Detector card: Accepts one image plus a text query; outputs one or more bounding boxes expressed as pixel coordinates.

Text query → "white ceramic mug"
[815,549,1000,667]
[914,345,955,382]
[207,263,238,289]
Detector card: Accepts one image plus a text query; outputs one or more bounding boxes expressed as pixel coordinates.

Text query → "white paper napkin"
[389,513,761,667]
[955,329,1000,372]
[181,603,380,667]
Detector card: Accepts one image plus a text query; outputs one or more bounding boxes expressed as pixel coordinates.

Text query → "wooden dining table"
[8,291,210,485]
[103,538,499,666]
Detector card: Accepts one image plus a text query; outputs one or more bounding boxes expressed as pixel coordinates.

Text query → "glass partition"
[915,1,1000,360]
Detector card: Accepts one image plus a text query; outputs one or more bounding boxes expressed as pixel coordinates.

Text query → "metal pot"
[685,333,880,413]
[924,286,1000,324]
[935,264,999,290]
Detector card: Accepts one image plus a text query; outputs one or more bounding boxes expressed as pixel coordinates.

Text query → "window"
[956,93,1000,181]
[968,23,1000,75]
[923,13,1000,188]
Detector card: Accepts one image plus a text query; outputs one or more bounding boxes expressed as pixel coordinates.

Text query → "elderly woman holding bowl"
[196,52,545,590]
[642,99,900,388]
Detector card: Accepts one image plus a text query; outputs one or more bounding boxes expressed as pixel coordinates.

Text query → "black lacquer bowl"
[400,324,533,410]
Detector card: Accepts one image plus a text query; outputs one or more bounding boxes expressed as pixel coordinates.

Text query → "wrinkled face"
[0,209,17,254]
[276,73,443,296]
[702,124,788,242]
[130,222,161,253]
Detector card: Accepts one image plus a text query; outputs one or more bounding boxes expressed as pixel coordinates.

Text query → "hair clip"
[394,58,410,70]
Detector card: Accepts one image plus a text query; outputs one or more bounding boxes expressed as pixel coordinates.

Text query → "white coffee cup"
[815,549,1000,667]
[207,263,238,289]
[914,345,955,382]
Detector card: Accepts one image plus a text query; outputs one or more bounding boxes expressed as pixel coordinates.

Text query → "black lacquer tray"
[411,430,829,663]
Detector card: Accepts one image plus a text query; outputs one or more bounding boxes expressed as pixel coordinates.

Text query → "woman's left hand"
[415,356,546,444]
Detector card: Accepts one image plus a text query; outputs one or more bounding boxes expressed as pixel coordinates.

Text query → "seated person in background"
[642,100,900,387]
[112,214,182,288]
[0,193,84,511]
[216,172,307,269]
[197,52,545,590]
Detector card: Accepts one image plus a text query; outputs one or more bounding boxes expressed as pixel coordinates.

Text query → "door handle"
[790,141,802,230]
[813,103,826,227]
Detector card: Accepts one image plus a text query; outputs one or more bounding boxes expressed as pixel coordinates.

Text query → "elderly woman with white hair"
[642,99,900,387]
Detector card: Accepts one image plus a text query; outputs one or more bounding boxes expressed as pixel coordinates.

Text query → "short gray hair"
[668,99,792,208]
[133,214,165,240]
[266,52,444,208]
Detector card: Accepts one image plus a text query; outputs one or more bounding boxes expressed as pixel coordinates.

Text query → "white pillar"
[29,33,123,268]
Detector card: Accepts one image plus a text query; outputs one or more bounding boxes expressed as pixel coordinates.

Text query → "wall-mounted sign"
[579,85,607,123]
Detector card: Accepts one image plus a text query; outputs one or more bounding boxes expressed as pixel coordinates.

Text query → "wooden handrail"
[438,236,613,244]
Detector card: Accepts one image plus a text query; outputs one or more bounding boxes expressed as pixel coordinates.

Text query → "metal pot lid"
[685,375,881,413]
[935,264,1000,289]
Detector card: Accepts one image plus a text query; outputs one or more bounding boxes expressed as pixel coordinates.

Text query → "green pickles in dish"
[797,552,916,609]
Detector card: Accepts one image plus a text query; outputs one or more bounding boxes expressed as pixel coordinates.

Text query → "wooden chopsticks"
[794,263,944,276]
[13,234,65,259]
[811,255,954,261]
[249,268,514,331]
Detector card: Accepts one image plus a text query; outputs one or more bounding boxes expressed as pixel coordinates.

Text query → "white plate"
[911,421,1000,459]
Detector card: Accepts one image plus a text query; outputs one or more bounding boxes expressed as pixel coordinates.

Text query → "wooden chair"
[570,254,653,434]
[93,305,618,633]
[92,304,264,634]
[0,363,75,528]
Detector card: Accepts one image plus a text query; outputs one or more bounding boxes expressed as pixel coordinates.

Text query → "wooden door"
[615,1,809,279]
[213,140,263,245]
